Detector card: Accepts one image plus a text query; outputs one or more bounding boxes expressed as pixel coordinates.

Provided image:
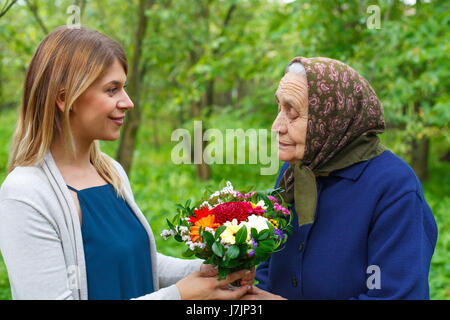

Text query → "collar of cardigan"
[328,157,372,181]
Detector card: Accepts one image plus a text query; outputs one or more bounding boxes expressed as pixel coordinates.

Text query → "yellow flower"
[220,219,247,245]
[269,219,279,229]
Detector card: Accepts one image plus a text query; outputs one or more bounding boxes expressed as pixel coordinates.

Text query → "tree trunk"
[196,134,211,181]
[191,100,211,181]
[115,0,153,173]
[410,101,429,182]
[411,136,429,182]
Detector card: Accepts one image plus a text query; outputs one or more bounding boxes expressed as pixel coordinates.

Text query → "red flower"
[188,207,212,224]
[211,201,254,225]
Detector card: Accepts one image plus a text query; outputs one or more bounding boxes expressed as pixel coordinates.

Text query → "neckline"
[67,183,110,193]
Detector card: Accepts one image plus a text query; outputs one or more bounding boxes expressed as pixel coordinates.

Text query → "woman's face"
[272,72,309,164]
[69,58,134,142]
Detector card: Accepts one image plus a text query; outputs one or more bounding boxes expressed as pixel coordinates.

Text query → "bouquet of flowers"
[161,181,292,281]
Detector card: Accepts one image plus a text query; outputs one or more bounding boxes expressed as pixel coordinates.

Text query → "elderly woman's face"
[272,72,309,164]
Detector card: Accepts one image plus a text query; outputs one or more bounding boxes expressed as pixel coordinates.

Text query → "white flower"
[209,191,220,199]
[179,226,189,235]
[245,214,270,233]
[204,227,216,236]
[161,229,175,240]
[200,201,212,209]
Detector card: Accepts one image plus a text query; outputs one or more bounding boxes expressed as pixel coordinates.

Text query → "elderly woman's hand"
[241,286,287,300]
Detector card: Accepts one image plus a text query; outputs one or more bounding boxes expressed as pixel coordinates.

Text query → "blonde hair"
[8,25,127,199]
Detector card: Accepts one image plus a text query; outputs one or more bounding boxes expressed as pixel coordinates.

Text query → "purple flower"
[251,237,258,248]
[267,195,277,202]
[274,228,286,241]
[248,238,258,257]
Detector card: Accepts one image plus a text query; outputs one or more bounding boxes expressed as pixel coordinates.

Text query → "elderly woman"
[244,57,438,300]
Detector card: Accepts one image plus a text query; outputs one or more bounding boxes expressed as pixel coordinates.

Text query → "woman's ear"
[55,89,68,113]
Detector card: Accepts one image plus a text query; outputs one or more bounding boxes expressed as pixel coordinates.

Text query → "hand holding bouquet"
[161,182,292,281]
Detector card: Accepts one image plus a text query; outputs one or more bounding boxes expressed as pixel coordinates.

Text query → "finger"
[240,280,254,287]
[200,265,218,277]
[242,269,255,281]
[217,284,249,300]
[217,269,249,287]
[240,294,257,300]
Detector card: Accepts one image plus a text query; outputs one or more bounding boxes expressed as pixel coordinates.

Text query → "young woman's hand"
[176,269,251,300]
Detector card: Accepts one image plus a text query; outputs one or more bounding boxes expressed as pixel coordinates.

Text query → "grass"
[0,106,448,299]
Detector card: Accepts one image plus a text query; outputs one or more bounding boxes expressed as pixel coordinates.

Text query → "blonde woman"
[0,26,253,300]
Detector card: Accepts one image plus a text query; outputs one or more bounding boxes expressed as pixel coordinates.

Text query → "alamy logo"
[366,265,381,290]
[171,121,280,175]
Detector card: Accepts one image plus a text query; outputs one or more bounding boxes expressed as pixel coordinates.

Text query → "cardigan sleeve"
[351,190,437,300]
[156,253,204,288]
[0,199,75,300]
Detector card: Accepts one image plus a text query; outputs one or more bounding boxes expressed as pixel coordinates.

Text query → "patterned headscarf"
[278,57,387,226]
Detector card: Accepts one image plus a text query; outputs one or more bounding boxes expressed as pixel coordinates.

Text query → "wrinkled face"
[272,72,309,164]
[69,58,134,142]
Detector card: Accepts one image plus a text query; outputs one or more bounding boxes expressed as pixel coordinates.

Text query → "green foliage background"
[0,0,448,299]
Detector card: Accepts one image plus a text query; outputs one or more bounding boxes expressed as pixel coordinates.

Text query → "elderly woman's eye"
[289,107,299,119]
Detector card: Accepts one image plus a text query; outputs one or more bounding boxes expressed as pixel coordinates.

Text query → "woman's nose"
[118,91,134,110]
[272,113,287,135]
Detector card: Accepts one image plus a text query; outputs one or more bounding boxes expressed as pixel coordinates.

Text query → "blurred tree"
[353,0,450,182]
[0,0,17,19]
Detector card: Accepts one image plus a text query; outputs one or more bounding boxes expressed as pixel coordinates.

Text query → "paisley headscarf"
[278,57,387,227]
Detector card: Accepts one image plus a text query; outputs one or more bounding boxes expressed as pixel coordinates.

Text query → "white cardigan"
[0,150,203,299]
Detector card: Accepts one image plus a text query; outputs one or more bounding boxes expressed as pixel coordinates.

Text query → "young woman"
[0,26,253,300]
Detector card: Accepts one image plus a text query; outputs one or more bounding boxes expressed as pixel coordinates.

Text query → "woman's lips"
[109,116,124,126]
[279,141,295,148]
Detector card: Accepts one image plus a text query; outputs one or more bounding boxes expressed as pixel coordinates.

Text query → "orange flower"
[190,215,221,243]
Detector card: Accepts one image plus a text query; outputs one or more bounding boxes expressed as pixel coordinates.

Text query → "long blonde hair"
[8,25,127,199]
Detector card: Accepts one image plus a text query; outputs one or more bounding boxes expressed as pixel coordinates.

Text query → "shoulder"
[363,150,422,195]
[0,165,51,203]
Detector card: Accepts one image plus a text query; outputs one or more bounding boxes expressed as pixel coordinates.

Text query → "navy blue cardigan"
[255,150,438,299]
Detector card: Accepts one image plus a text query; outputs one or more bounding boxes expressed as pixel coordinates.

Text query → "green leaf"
[214,225,226,240]
[202,230,215,246]
[266,220,275,236]
[258,229,270,241]
[218,266,229,279]
[182,248,194,257]
[259,239,276,251]
[212,242,225,257]
[235,225,248,245]
[250,227,258,240]
[226,245,240,260]
[166,218,174,230]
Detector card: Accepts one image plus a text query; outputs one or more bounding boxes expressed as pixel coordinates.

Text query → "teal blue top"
[67,183,154,300]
